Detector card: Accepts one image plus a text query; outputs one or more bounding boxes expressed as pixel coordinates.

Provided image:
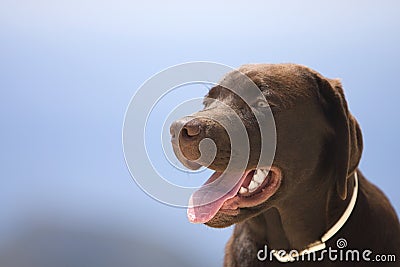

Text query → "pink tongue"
[187,170,251,224]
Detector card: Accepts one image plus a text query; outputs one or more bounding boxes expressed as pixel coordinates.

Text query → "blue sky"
[0,1,399,266]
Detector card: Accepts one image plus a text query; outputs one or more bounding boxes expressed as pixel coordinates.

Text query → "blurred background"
[0,1,399,266]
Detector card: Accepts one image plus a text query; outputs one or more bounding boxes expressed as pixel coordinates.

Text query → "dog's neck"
[246,173,355,251]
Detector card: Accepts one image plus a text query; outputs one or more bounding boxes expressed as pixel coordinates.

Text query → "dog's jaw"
[187,166,282,226]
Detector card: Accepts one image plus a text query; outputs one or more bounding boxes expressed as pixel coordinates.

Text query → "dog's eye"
[256,100,269,108]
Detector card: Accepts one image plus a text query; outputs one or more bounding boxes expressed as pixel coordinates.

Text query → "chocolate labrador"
[170,64,400,266]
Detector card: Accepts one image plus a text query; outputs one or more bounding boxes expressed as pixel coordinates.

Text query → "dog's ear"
[316,76,363,200]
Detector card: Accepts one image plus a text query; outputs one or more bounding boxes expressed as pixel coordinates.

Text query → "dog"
[170,64,400,266]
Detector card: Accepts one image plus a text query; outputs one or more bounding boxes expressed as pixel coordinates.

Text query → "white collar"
[273,172,359,263]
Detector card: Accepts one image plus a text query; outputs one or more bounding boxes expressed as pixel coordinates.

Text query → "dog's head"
[170,64,363,228]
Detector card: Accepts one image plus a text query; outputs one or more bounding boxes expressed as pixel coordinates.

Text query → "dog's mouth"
[187,167,281,224]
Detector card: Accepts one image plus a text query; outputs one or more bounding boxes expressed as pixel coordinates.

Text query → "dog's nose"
[183,119,202,137]
[170,118,203,140]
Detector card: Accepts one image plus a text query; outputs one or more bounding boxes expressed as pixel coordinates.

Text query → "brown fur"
[171,64,400,266]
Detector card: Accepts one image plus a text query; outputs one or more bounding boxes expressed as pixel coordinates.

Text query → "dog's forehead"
[220,64,313,90]
[239,64,316,86]
[205,64,320,108]
[217,69,265,99]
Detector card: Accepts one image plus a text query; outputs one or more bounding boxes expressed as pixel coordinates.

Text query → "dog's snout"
[170,113,232,169]
[170,118,204,140]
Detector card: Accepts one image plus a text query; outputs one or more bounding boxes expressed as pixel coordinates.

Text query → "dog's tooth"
[248,180,259,191]
[253,171,265,183]
[239,187,248,194]
[252,170,260,178]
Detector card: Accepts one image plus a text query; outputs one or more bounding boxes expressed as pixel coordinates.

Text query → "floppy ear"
[316,76,363,200]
